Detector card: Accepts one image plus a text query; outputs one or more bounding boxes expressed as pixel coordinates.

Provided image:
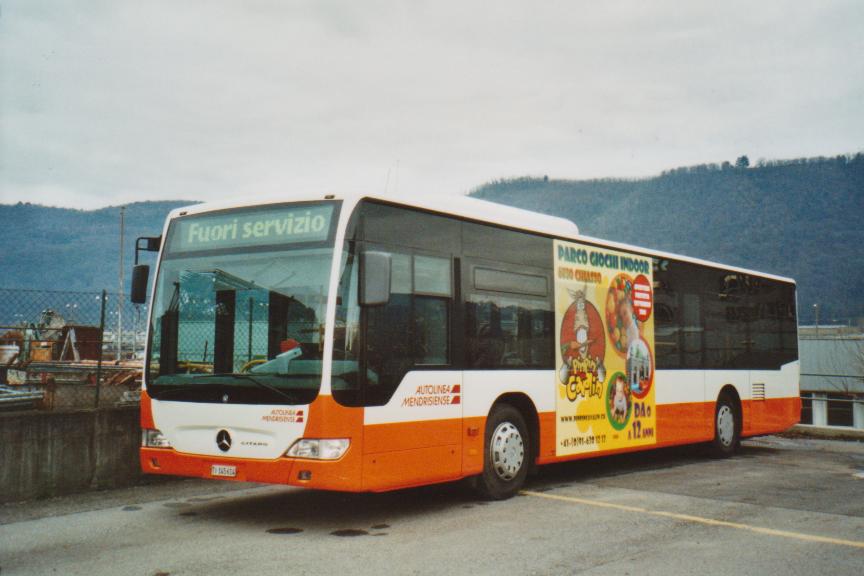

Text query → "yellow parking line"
[521,490,864,550]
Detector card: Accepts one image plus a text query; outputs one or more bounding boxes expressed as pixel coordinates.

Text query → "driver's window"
[364,252,452,406]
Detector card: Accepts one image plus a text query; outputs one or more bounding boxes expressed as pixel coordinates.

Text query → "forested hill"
[1,154,861,324]
[470,155,864,325]
[0,200,194,293]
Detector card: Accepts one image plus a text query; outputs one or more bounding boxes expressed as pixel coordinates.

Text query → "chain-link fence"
[0,287,145,411]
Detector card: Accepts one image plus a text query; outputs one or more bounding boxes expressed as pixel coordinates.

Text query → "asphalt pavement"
[1,436,863,575]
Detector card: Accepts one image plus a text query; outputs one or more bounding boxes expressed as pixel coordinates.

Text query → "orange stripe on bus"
[536,397,800,465]
[364,419,460,453]
[304,394,365,490]
[142,396,800,492]
[742,397,801,436]
[140,389,155,430]
[362,445,462,491]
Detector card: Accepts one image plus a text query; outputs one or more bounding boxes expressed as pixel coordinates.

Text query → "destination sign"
[169,203,335,253]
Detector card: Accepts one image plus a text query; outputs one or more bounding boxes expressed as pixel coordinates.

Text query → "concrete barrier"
[0,407,142,504]
[788,423,864,441]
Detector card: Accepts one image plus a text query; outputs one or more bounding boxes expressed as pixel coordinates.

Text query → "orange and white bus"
[132,193,799,499]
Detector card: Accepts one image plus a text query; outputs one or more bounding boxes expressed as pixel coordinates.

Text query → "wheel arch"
[717,384,743,435]
[491,392,540,472]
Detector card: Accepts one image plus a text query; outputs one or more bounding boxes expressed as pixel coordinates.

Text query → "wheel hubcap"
[491,422,524,481]
[717,405,735,447]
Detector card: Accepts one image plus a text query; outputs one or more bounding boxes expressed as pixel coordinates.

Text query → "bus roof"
[167,191,579,237]
[167,192,794,284]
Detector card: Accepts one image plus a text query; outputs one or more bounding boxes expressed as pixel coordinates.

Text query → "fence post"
[854,396,864,430]
[94,290,107,408]
[811,393,828,427]
[247,296,253,363]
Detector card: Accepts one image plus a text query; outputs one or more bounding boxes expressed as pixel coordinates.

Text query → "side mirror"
[131,264,150,304]
[359,251,391,306]
[135,236,161,265]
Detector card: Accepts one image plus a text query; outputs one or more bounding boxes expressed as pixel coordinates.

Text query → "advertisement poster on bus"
[554,239,657,456]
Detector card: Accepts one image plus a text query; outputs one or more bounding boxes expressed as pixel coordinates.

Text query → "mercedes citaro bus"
[131,193,799,499]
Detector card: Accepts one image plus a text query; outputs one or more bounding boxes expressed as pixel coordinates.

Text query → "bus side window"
[332,244,363,405]
[653,281,680,369]
[654,260,704,370]
[363,252,452,406]
[704,271,748,369]
[681,292,703,368]
[748,278,799,369]
[465,266,553,370]
[335,201,461,407]
[466,299,504,368]
[365,290,414,405]
[656,259,797,372]
[777,283,798,365]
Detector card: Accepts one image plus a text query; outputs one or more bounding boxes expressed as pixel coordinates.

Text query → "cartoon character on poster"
[558,285,605,402]
[606,372,631,428]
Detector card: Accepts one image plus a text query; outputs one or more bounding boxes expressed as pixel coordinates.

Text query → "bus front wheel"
[710,394,740,457]
[475,404,529,500]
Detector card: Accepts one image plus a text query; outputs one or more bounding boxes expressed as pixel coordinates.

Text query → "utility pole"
[813,303,820,337]
[118,206,125,360]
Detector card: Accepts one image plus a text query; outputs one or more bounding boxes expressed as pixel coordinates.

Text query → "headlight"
[286,438,349,460]
[142,428,172,448]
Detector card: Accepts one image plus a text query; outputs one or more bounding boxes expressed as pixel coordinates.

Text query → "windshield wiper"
[194,373,299,403]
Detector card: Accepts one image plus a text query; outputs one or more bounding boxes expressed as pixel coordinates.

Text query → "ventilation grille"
[751,382,766,401]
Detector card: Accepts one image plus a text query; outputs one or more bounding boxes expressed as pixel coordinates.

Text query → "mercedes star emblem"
[216,429,232,452]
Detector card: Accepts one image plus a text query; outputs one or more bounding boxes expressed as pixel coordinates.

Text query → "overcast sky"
[1,0,862,209]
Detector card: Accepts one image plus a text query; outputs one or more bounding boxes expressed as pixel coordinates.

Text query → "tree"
[735,155,750,169]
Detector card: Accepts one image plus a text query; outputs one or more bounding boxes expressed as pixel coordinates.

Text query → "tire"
[474,404,530,500]
[709,394,740,457]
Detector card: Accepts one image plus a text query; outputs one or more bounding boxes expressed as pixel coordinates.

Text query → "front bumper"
[140,447,362,491]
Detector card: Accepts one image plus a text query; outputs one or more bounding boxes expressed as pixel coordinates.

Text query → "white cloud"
[1,0,862,208]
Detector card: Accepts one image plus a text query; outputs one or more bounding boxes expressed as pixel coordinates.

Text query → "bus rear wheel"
[475,404,529,500]
[710,394,740,457]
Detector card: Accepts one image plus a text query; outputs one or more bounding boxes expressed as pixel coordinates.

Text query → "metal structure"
[0,287,143,411]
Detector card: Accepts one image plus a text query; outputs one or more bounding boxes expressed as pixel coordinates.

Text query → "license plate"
[211,464,237,477]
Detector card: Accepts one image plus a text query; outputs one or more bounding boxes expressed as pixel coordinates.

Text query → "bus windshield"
[146,202,338,404]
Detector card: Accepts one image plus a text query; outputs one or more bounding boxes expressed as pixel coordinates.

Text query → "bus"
[132,193,799,499]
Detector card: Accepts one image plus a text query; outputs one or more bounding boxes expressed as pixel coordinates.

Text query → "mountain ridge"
[470,154,864,324]
[2,153,862,324]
